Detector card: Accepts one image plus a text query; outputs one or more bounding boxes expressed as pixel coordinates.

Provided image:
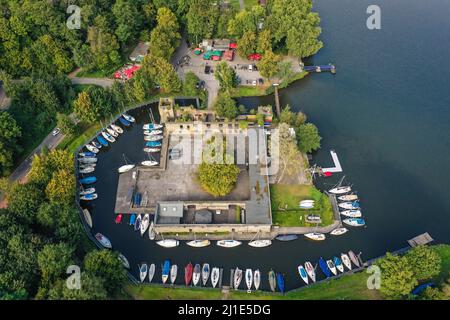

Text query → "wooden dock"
[408,232,434,247]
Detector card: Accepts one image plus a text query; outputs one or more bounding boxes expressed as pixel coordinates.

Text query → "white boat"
[217,240,242,248]
[343,218,365,227]
[253,270,261,290]
[148,222,155,240]
[118,253,130,269]
[170,265,178,284]
[248,239,272,248]
[80,193,98,201]
[334,257,344,273]
[156,239,179,248]
[297,265,309,285]
[304,232,326,241]
[102,131,116,143]
[78,157,97,163]
[140,214,150,236]
[192,264,201,286]
[107,127,119,137]
[144,130,163,136]
[330,227,349,236]
[118,164,135,173]
[143,147,161,153]
[141,160,158,167]
[234,268,242,289]
[144,135,163,141]
[85,144,99,153]
[211,267,220,288]
[122,114,135,122]
[83,209,93,228]
[300,199,315,204]
[245,269,253,292]
[79,188,95,196]
[186,239,211,248]
[338,194,358,201]
[95,233,112,249]
[340,210,362,218]
[341,253,352,271]
[111,124,123,134]
[79,163,96,168]
[139,264,148,282]
[148,263,156,282]
[304,262,316,282]
[79,167,95,174]
[329,186,351,194]
[202,264,210,286]
[338,201,360,210]
[143,123,163,130]
[326,260,337,275]
[299,203,314,209]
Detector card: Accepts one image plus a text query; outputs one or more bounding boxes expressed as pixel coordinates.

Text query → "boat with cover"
[102,131,116,143]
[343,218,365,227]
[145,141,162,147]
[186,239,210,248]
[143,123,163,130]
[338,201,360,210]
[129,214,136,225]
[148,221,155,240]
[91,141,102,149]
[140,214,150,236]
[334,257,344,273]
[111,124,123,134]
[248,239,272,248]
[326,259,337,276]
[304,232,326,241]
[299,203,314,209]
[79,167,95,174]
[119,117,130,127]
[329,186,351,194]
[254,270,261,290]
[139,264,148,282]
[341,253,352,270]
[170,265,178,284]
[122,114,135,122]
[115,214,123,224]
[78,157,97,163]
[85,144,99,153]
[330,227,349,236]
[340,210,362,218]
[185,263,193,286]
[83,209,92,228]
[97,136,108,147]
[118,164,135,173]
[162,260,170,284]
[192,264,201,286]
[144,135,163,142]
[148,263,155,283]
[95,233,112,249]
[245,269,253,292]
[156,239,179,248]
[319,257,331,278]
[268,270,276,292]
[304,262,316,282]
[79,151,96,158]
[144,129,163,136]
[217,240,242,248]
[297,265,309,285]
[118,253,130,269]
[79,176,97,184]
[141,160,158,167]
[107,128,119,137]
[79,162,97,169]
[276,273,285,294]
[234,268,242,289]
[211,267,220,288]
[79,187,95,196]
[275,234,298,241]
[348,251,361,267]
[80,193,97,201]
[134,214,142,231]
[143,147,161,153]
[338,194,358,201]
[202,264,210,286]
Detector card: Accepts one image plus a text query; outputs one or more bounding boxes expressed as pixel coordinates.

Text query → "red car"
[248,53,262,61]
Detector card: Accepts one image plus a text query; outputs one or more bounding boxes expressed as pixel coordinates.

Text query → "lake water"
[82,0,450,291]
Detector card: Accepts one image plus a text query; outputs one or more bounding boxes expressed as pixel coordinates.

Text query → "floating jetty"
[304,64,336,74]
[321,150,343,173]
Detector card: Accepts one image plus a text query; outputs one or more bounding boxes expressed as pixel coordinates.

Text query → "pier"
[321,149,343,173]
[303,64,336,74]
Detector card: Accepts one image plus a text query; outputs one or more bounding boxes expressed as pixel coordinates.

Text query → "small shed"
[156,201,184,224]
[194,209,213,224]
[214,39,231,51]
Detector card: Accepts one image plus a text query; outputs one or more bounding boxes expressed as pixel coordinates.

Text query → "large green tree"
[378,253,418,299]
[405,246,441,281]
[296,123,321,153]
[213,93,238,120]
[149,7,181,60]
[257,50,281,79]
[74,91,98,124]
[0,111,22,176]
[37,243,73,288]
[214,62,237,92]
[7,183,43,224]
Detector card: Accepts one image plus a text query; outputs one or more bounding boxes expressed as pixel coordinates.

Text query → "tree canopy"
[213,92,238,120]
[296,123,321,153]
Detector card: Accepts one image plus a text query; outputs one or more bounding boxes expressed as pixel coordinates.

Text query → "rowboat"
[118,253,130,269]
[276,273,285,294]
[234,268,242,289]
[95,233,112,249]
[297,265,309,285]
[338,201,360,210]
[156,239,179,248]
[326,259,337,275]
[170,265,178,284]
[97,136,108,146]
[134,193,141,207]
[141,160,158,167]
[275,234,298,241]
[304,262,316,282]
[268,270,277,292]
[140,214,150,236]
[79,167,95,174]
[145,141,162,147]
[341,253,352,270]
[111,124,123,134]
[129,214,136,225]
[79,176,97,184]
[144,135,163,142]
[139,264,148,282]
[338,194,358,201]
[102,131,116,143]
[83,209,92,228]
[202,264,210,286]
[304,232,326,241]
[319,257,331,278]
[192,264,201,286]
[85,144,99,153]
[186,239,210,248]
[334,256,344,273]
[80,193,97,201]
[348,251,361,268]
[118,164,135,173]
[143,147,161,153]
[148,263,155,282]
[245,269,253,292]
[91,141,102,149]
[211,267,220,288]
[134,214,142,232]
[329,186,351,194]
[185,263,193,286]
[143,123,163,130]
[343,218,365,227]
[107,127,119,137]
[122,114,135,122]
[119,117,130,127]
[115,214,123,224]
[248,239,272,248]
[79,188,95,196]
[162,260,170,284]
[148,221,155,240]
[217,240,242,248]
[144,130,163,136]
[340,210,362,218]
[254,270,261,290]
[330,227,349,236]
[78,157,97,163]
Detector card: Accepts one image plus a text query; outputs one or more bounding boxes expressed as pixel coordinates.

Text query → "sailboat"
[343,218,365,227]
[341,253,352,270]
[330,227,349,235]
[119,117,130,127]
[143,123,163,130]
[148,263,156,283]
[348,251,361,268]
[141,153,158,167]
[340,209,362,218]
[140,214,150,236]
[185,263,193,286]
[139,264,148,282]
[79,167,95,174]
[79,151,96,158]
[297,265,309,285]
[234,268,242,289]
[304,262,316,282]
[211,267,220,288]
[329,186,351,194]
[144,135,163,142]
[78,157,97,164]
[253,270,261,290]
[156,235,179,248]
[268,270,276,292]
[338,194,358,201]
[101,131,116,143]
[144,129,163,136]
[304,232,326,241]
[122,113,135,123]
[80,193,98,201]
[111,124,123,134]
[79,176,97,184]
[97,135,108,147]
[276,273,285,294]
[148,221,156,240]
[118,253,130,269]
[79,187,95,196]
[187,239,211,248]
[192,264,201,286]
[107,127,119,137]
[248,231,272,248]
[85,144,99,153]
[202,264,210,286]
[91,141,102,149]
[95,233,112,249]
[334,256,344,273]
[162,260,171,284]
[143,147,161,153]
[118,154,135,173]
[83,209,92,228]
[338,201,360,210]
[217,239,242,248]
[245,269,253,292]
[326,259,337,276]
[319,257,331,278]
[134,214,142,232]
[170,265,178,284]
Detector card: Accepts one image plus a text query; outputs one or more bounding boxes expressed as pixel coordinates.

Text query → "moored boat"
[297,265,309,285]
[186,239,210,248]
[118,164,135,173]
[245,269,253,292]
[268,270,276,292]
[91,141,102,149]
[115,214,123,224]
[202,264,210,286]
[343,218,365,227]
[80,193,98,201]
[192,264,201,286]
[85,144,99,153]
[111,124,123,134]
[140,214,150,236]
[102,131,116,143]
[338,201,360,210]
[148,263,155,283]
[254,270,261,290]
[129,214,136,225]
[78,157,97,164]
[139,263,148,283]
[141,160,158,167]
[144,135,163,142]
[79,167,95,174]
[329,186,351,194]
[185,263,193,286]
[338,194,358,201]
[79,163,97,169]
[80,187,95,196]
[340,209,362,218]
[248,239,272,248]
[79,176,97,184]
[334,256,344,273]
[211,267,220,288]
[304,232,326,241]
[348,251,361,268]
[118,253,130,269]
[119,117,130,127]
[234,268,242,289]
[145,141,162,147]
[170,265,178,284]
[156,239,179,248]
[79,151,96,158]
[148,221,155,240]
[330,227,349,236]
[97,136,108,147]
[95,233,112,249]
[217,240,242,248]
[162,260,170,284]
[107,127,119,137]
[143,147,161,153]
[341,253,352,270]
[326,259,337,275]
[275,234,298,241]
[276,273,285,294]
[134,214,142,232]
[144,129,163,136]
[122,114,135,123]
[143,123,163,130]
[319,257,331,278]
[83,209,92,228]
[304,262,316,282]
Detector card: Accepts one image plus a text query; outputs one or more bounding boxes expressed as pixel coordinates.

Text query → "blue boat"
[162,260,171,283]
[411,282,435,295]
[134,193,142,206]
[129,214,136,225]
[145,141,162,147]
[97,136,108,147]
[119,117,131,127]
[276,273,285,294]
[333,256,344,273]
[91,141,102,149]
[319,257,331,278]
[80,151,96,157]
[79,176,97,185]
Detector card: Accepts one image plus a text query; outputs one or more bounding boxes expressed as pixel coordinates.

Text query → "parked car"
[248,64,253,72]
[258,78,264,85]
[52,128,61,136]
[252,80,257,86]
[204,65,211,74]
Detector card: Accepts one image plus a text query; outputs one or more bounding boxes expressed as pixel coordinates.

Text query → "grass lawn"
[57,122,102,153]
[433,244,450,284]
[243,0,259,9]
[270,184,334,227]
[76,69,110,78]
[231,85,269,98]
[125,285,224,300]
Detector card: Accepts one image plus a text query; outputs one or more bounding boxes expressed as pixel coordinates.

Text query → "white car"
[52,128,61,136]
[248,64,253,72]
[252,80,257,86]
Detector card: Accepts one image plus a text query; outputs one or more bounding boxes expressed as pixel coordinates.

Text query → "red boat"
[115,214,123,224]
[323,171,333,177]
[185,262,193,286]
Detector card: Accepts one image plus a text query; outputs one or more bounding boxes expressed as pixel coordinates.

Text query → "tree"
[87,17,121,71]
[198,162,240,197]
[419,286,445,300]
[257,50,281,79]
[56,113,76,137]
[186,0,218,43]
[238,31,257,58]
[28,149,74,187]
[112,0,142,44]
[297,123,321,153]
[45,169,76,205]
[47,273,107,300]
[37,243,74,288]
[140,55,181,93]
[149,7,180,60]
[7,183,43,225]
[184,72,199,96]
[74,91,98,124]
[213,93,238,120]
[257,29,272,53]
[214,62,237,92]
[405,246,441,281]
[378,253,418,299]
[0,111,22,176]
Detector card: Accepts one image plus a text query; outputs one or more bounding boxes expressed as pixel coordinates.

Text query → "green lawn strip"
[433,244,450,284]
[125,285,224,300]
[58,122,102,153]
[231,85,268,98]
[243,0,259,9]
[76,69,111,78]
